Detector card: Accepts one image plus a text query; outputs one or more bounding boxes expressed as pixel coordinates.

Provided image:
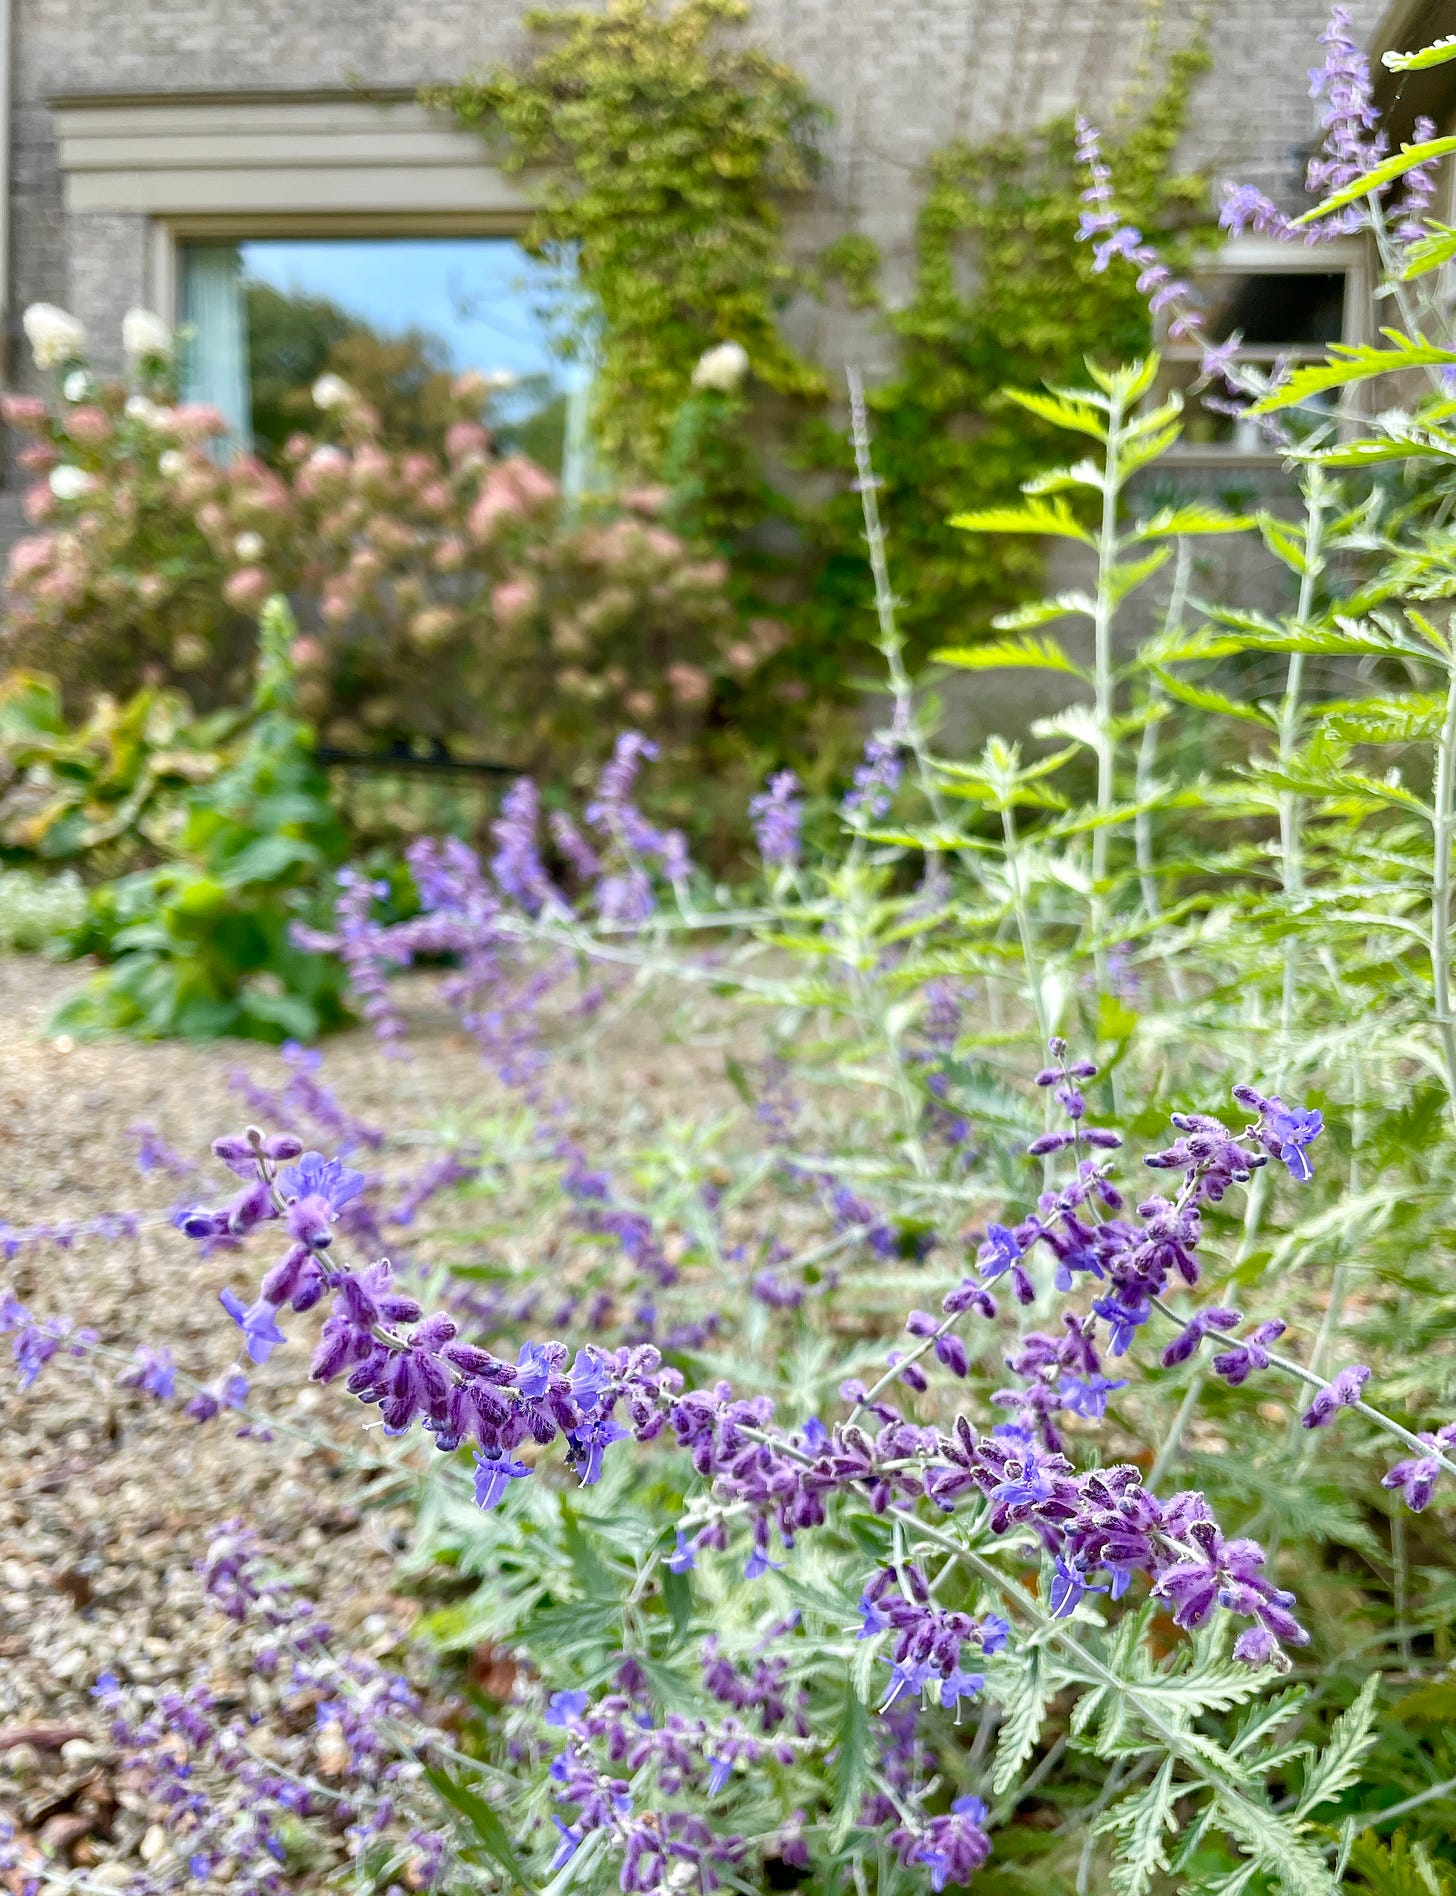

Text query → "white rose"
[691,340,749,393]
[62,370,92,403]
[48,465,92,501]
[23,303,87,371]
[122,307,172,358]
[125,395,161,425]
[158,449,186,478]
[233,531,265,562]
[311,373,354,411]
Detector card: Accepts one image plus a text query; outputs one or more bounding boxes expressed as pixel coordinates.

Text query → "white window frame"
[1158,235,1371,465]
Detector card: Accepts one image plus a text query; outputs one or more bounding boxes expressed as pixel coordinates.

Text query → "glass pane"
[178,236,589,479]
[1200,271,1347,347]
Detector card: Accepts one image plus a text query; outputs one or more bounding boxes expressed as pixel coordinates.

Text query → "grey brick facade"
[5,0,1391,383]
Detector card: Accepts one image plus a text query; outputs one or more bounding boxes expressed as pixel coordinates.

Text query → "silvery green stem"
[1276,472,1327,1062]
[1089,383,1128,990]
[1136,540,1191,1003]
[1001,801,1051,1047]
[1431,657,1456,1129]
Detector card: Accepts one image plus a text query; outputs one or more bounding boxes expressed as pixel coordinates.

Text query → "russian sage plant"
[8,10,1456,1896]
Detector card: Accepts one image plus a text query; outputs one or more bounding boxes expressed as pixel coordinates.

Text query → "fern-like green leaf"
[1099,1759,1180,1896]
[1295,137,1456,224]
[1250,331,1456,414]
[948,500,1097,545]
[932,635,1088,677]
[1297,1674,1382,1818]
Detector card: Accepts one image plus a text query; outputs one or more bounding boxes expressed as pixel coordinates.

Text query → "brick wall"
[7,0,1388,376]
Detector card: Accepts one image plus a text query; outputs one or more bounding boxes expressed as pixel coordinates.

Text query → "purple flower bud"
[1302,1362,1370,1429]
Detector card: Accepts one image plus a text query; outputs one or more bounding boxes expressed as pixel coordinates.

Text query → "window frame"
[1156,235,1372,466]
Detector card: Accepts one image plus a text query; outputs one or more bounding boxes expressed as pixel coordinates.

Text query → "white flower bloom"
[122,307,172,358]
[23,303,87,371]
[311,373,354,410]
[233,531,265,562]
[48,465,91,501]
[691,340,750,393]
[158,449,186,478]
[62,370,92,403]
[125,395,163,425]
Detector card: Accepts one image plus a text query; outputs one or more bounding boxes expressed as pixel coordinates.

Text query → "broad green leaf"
[1295,135,1456,224]
[948,500,1097,545]
[932,634,1087,677]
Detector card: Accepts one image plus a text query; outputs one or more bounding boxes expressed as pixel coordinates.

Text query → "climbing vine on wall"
[427,0,826,475]
[801,39,1213,662]
[432,1,1212,698]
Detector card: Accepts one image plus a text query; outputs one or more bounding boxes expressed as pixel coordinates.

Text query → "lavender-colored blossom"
[1382,1422,1456,1511]
[1301,1361,1371,1428]
[491,777,561,917]
[120,1344,176,1401]
[277,1149,367,1212]
[841,738,902,822]
[749,770,804,869]
[219,1288,287,1363]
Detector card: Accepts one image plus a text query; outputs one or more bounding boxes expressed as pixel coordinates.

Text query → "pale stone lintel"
[51,92,525,220]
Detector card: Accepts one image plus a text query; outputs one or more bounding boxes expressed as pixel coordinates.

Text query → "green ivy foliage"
[802,42,1213,659]
[428,0,827,474]
[432,2,1211,705]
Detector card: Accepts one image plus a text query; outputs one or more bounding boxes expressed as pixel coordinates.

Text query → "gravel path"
[0,954,730,1884]
[0,948,739,1880]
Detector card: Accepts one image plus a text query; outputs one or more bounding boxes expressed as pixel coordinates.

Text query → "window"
[1158,242,1364,458]
[177,236,591,486]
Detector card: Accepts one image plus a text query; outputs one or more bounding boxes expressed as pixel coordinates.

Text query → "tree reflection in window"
[179,237,590,482]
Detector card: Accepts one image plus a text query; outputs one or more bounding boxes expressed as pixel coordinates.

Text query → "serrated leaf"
[1099,1759,1180,1896]
[949,500,1097,545]
[1135,503,1256,539]
[424,1763,529,1885]
[1295,136,1456,224]
[991,591,1096,631]
[830,1685,873,1846]
[1152,668,1275,728]
[1251,330,1456,414]
[932,634,1088,676]
[1384,35,1456,73]
[993,1648,1053,1793]
[1296,1674,1381,1817]
[1003,386,1108,440]
[1215,1790,1339,1896]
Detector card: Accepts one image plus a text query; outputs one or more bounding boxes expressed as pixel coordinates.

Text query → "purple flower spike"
[1302,1362,1371,1428]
